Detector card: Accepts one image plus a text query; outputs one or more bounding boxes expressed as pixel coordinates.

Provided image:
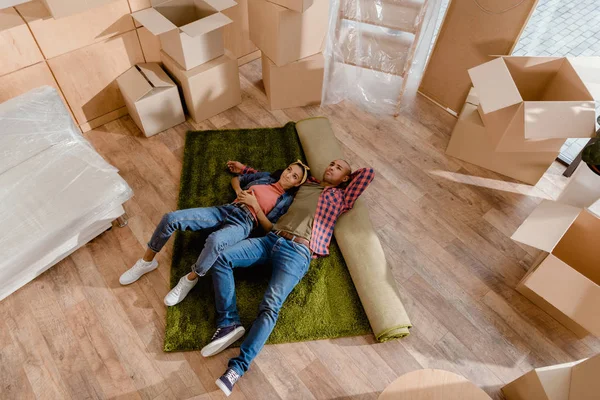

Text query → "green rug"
[164,122,372,352]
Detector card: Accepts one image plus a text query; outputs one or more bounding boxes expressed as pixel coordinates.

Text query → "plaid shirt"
[242,165,375,257]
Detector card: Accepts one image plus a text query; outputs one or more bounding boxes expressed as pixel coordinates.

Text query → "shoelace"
[211,328,222,340]
[224,369,239,383]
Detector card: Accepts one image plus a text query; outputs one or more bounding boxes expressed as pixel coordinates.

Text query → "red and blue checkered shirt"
[241,165,375,257]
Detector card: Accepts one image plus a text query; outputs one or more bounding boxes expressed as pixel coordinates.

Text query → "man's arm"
[342,167,375,210]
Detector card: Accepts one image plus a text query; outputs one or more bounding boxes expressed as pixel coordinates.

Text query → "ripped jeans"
[147,204,255,276]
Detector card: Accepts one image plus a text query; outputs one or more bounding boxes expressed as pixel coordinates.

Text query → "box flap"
[180,12,231,37]
[468,58,522,114]
[511,200,581,252]
[200,0,237,12]
[523,101,596,139]
[131,7,177,36]
[567,57,600,101]
[569,354,600,400]
[136,63,175,88]
[535,363,574,400]
[116,66,153,102]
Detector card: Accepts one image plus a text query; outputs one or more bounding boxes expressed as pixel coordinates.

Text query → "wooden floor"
[2,59,599,400]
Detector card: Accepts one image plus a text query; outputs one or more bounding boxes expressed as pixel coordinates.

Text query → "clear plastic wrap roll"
[322,0,443,114]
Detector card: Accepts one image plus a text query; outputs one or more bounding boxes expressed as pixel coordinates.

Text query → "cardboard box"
[137,26,162,62]
[16,0,134,59]
[446,90,559,185]
[512,200,600,337]
[418,0,538,114]
[248,0,328,66]
[502,354,600,400]
[262,52,323,110]
[0,1,32,8]
[40,0,114,19]
[47,30,145,124]
[131,0,235,70]
[116,63,185,136]
[468,57,597,144]
[160,49,241,123]
[222,0,257,58]
[267,0,312,13]
[0,7,44,77]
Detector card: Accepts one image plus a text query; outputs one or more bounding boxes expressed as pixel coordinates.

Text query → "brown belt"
[274,230,310,250]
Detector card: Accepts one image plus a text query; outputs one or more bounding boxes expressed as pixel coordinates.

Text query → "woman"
[119,160,310,306]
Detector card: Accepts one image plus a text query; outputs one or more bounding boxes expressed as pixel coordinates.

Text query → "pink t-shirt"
[235,182,285,221]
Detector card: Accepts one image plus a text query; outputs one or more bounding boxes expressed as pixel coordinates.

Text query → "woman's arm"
[237,191,273,231]
[254,208,273,232]
[231,177,243,195]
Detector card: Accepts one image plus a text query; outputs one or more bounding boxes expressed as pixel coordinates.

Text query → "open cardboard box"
[468,57,599,152]
[512,200,600,337]
[132,0,236,70]
[502,354,600,400]
[445,89,559,185]
[116,63,185,137]
[248,0,328,66]
[160,49,241,123]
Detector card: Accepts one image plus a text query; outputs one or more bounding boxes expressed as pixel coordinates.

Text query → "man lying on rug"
[119,160,309,307]
[205,160,375,397]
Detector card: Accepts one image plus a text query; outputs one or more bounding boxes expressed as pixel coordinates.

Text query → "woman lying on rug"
[119,160,310,307]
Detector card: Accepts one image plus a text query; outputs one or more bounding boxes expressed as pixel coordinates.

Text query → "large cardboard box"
[222,0,257,58]
[116,63,185,136]
[160,49,241,123]
[446,90,559,185]
[502,354,600,400]
[131,0,235,70]
[47,31,145,125]
[248,0,328,66]
[267,0,312,13]
[0,7,44,77]
[262,52,323,110]
[16,0,134,59]
[512,200,600,337]
[468,57,598,147]
[40,0,114,19]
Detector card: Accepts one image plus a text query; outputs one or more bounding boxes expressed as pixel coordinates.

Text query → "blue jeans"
[210,232,311,376]
[147,204,255,276]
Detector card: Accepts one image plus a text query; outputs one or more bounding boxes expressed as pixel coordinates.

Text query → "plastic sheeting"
[322,0,443,114]
[0,86,133,300]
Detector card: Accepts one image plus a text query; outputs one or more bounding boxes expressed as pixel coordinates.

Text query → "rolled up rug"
[295,117,412,341]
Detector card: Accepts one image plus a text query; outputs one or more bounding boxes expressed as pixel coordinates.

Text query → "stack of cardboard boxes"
[132,0,242,124]
[248,0,328,110]
[446,56,599,185]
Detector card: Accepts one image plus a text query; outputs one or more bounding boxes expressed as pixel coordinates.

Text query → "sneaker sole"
[201,327,245,358]
[215,378,232,397]
[119,263,158,285]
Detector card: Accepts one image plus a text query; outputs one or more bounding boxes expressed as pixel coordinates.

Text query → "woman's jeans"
[147,204,255,276]
[210,232,311,376]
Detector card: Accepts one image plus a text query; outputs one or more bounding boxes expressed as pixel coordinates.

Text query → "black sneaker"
[216,368,240,397]
[200,324,245,357]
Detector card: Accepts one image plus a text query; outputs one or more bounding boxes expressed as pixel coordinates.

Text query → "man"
[203,159,374,397]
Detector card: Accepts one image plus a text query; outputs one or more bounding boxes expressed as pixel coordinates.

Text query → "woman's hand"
[227,161,245,174]
[237,190,260,213]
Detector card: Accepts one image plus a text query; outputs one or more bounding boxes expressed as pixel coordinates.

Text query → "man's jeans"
[147,204,254,276]
[210,232,311,376]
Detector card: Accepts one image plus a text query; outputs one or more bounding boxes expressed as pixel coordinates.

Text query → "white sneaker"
[119,259,158,285]
[164,275,198,306]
